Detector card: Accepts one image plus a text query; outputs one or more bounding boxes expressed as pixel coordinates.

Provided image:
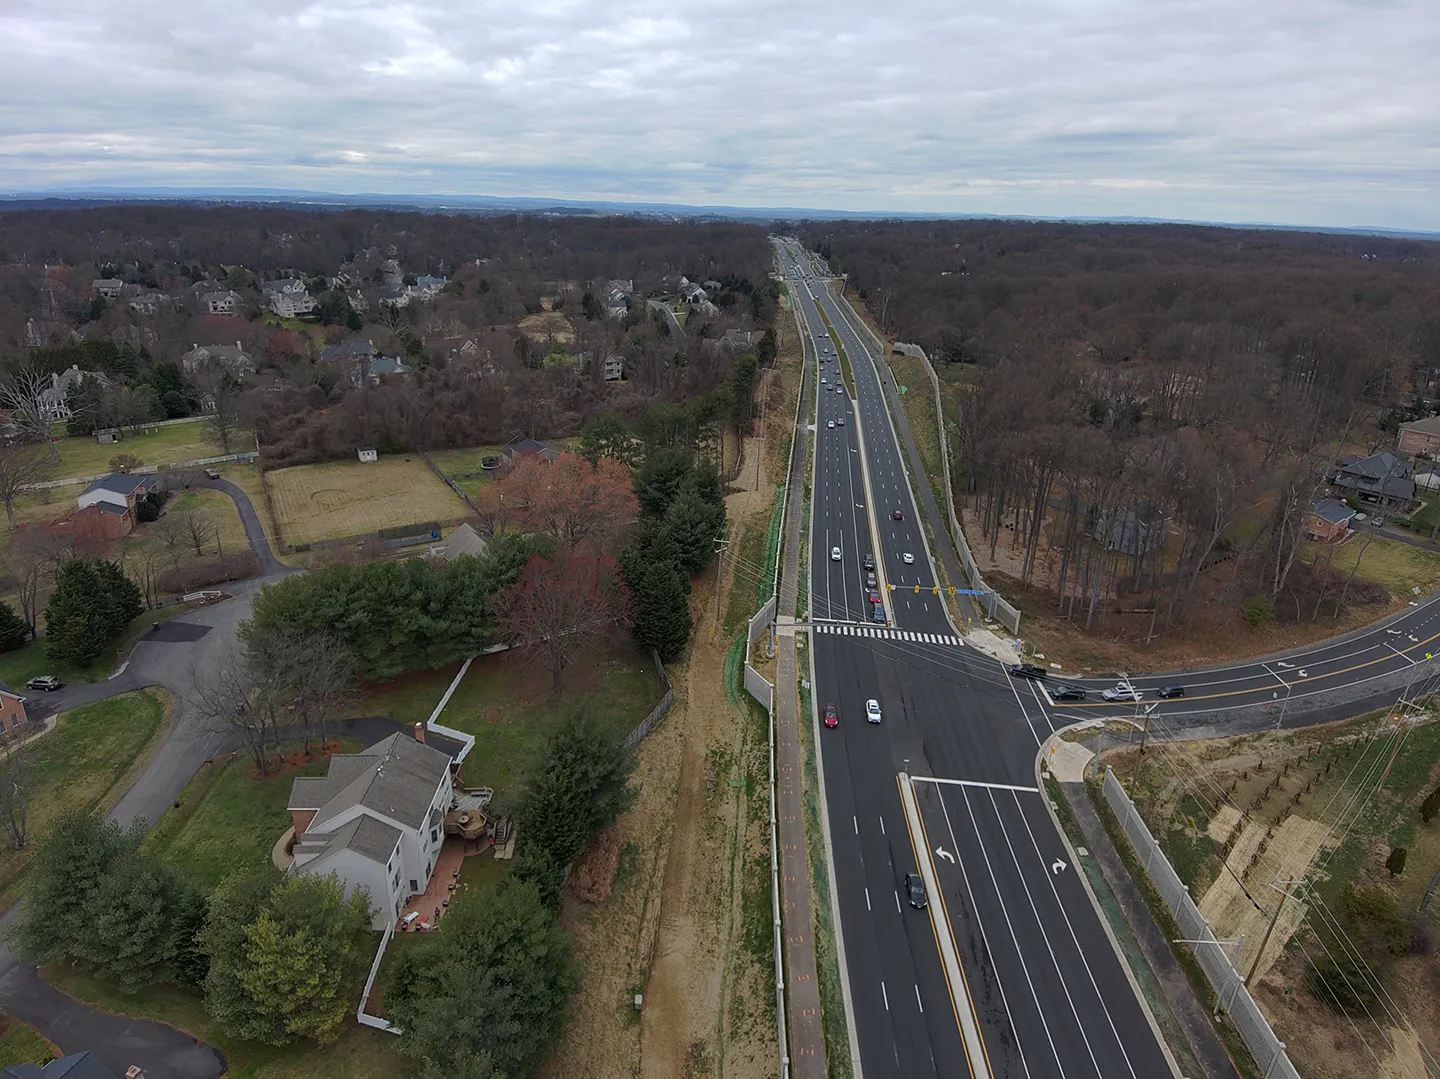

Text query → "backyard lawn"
[0,690,168,909]
[145,739,362,890]
[354,643,664,805]
[49,421,216,480]
[265,456,469,546]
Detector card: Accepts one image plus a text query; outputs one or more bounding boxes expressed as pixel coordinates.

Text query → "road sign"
[955,589,988,596]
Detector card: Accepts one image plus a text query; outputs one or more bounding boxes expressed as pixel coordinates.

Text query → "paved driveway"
[0,476,293,1078]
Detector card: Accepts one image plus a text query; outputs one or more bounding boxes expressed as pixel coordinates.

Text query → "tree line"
[796,220,1440,635]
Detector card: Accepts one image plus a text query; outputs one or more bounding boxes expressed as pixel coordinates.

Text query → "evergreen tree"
[578,414,632,466]
[93,559,142,637]
[663,488,725,574]
[44,561,111,666]
[200,871,286,1044]
[83,856,189,992]
[1422,786,1440,825]
[0,600,30,652]
[633,447,695,516]
[622,529,692,662]
[389,879,577,1077]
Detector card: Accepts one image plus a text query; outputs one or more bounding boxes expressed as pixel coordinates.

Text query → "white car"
[836,387,844,394]
[1102,682,1141,702]
[831,546,842,561]
[902,552,915,564]
[865,699,882,724]
[821,376,827,384]
[827,420,835,429]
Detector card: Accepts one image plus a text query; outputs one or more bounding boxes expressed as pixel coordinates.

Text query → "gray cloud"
[1,0,1436,227]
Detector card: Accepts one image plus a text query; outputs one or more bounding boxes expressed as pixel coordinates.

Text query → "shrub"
[0,600,29,652]
[157,551,260,594]
[1242,595,1275,628]
[1386,846,1408,877]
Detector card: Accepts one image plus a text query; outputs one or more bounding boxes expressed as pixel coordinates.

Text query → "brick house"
[0,686,30,737]
[1305,498,1356,542]
[1399,416,1440,457]
[75,472,160,537]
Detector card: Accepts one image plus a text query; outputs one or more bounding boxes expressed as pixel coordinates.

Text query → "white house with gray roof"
[287,732,454,928]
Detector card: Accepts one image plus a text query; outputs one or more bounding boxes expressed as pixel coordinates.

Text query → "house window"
[410,878,418,892]
[430,827,439,845]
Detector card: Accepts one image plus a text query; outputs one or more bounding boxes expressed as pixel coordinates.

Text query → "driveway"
[0,477,295,1077]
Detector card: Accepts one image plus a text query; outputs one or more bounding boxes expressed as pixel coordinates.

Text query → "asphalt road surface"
[779,238,1175,1078]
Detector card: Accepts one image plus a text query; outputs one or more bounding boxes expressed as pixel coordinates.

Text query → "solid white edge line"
[910,776,1041,793]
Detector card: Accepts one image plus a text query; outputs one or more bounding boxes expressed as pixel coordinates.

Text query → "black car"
[862,553,875,571]
[865,571,877,588]
[1009,663,1048,681]
[903,873,928,910]
[1051,683,1086,701]
[1157,684,1186,699]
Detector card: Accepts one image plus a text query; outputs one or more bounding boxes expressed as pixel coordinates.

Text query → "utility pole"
[1246,878,1302,987]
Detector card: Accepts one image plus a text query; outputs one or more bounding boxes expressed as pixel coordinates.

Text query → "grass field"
[146,739,362,891]
[1309,534,1440,596]
[265,456,468,546]
[0,690,168,910]
[0,1017,53,1068]
[50,421,216,480]
[353,643,663,805]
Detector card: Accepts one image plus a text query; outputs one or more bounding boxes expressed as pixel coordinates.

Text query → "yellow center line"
[898,775,992,1078]
[1060,628,1440,707]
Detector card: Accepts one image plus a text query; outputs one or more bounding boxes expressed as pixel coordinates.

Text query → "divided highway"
[779,239,1177,1078]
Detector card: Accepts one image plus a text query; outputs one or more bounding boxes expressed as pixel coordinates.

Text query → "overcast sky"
[2,0,1436,229]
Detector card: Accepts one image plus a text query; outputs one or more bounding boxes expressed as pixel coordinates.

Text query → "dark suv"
[1051,683,1087,701]
[1009,663,1048,681]
[903,873,928,909]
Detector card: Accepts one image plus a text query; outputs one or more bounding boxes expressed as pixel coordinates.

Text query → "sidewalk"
[774,317,827,1077]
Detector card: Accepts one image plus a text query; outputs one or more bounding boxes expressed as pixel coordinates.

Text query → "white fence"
[1102,768,1299,1079]
[20,451,257,491]
[744,594,777,711]
[356,921,399,1033]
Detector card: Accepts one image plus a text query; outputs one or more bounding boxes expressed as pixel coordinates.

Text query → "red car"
[868,589,881,604]
[892,509,904,520]
[823,703,839,728]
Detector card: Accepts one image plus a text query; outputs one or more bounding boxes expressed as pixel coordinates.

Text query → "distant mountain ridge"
[2,187,1437,241]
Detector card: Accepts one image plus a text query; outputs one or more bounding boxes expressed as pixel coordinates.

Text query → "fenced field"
[264,456,469,546]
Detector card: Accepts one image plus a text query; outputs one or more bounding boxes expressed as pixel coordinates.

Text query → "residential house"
[0,683,30,738]
[1306,498,1356,542]
[377,286,410,310]
[37,366,108,423]
[501,438,559,471]
[341,354,410,389]
[203,290,242,316]
[723,328,761,349]
[1332,451,1417,508]
[320,339,377,367]
[91,278,124,298]
[358,446,378,463]
[287,732,456,928]
[1093,503,1169,557]
[412,274,446,298]
[604,296,629,319]
[681,281,708,305]
[181,341,256,379]
[261,279,316,319]
[429,522,487,562]
[3,1050,123,1078]
[347,290,369,314]
[603,355,624,381]
[75,472,161,537]
[1399,416,1440,457]
[127,292,168,315]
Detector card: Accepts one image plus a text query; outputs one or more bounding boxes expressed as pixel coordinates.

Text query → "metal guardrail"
[1102,768,1299,1079]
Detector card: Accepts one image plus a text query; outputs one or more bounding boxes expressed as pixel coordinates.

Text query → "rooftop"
[290,732,453,833]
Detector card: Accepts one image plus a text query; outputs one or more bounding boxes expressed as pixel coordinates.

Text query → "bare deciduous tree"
[0,442,47,529]
[0,727,33,851]
[0,368,60,463]
[187,647,283,776]
[179,509,217,556]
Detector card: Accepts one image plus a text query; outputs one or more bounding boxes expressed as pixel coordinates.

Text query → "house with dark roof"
[1332,452,1417,509]
[74,472,160,537]
[501,438,559,470]
[1399,415,1440,457]
[3,1050,120,1078]
[287,732,456,928]
[319,339,377,366]
[181,341,255,378]
[1093,503,1169,557]
[1306,497,1356,542]
[91,278,124,299]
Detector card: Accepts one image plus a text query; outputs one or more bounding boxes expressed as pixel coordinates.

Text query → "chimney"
[414,722,425,744]
[235,340,242,351]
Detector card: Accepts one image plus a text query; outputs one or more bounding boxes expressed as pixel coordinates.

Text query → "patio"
[397,836,493,930]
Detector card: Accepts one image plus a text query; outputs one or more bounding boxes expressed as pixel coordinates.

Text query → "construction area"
[1106,706,1440,1079]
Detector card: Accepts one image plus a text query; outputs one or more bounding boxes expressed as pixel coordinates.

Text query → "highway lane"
[778,238,1179,1078]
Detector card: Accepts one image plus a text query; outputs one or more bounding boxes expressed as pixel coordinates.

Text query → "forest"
[0,207,778,466]
[799,220,1440,638]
